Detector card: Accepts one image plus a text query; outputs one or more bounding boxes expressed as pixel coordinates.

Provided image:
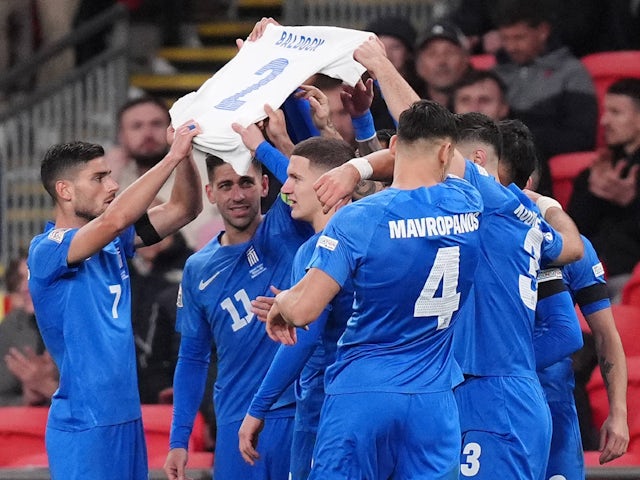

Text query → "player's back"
[454,163,563,378]
[317,176,483,395]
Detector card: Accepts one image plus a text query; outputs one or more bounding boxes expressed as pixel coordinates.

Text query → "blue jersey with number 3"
[309,177,483,394]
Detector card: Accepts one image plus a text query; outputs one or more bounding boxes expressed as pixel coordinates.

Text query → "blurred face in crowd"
[453,78,509,120]
[118,102,170,169]
[281,155,323,226]
[378,35,411,72]
[601,93,640,153]
[323,87,356,146]
[206,162,268,234]
[416,39,469,90]
[498,21,550,65]
[14,258,34,314]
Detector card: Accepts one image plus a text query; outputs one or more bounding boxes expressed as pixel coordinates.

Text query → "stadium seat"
[469,54,496,70]
[580,50,640,147]
[610,305,640,357]
[0,406,49,467]
[584,450,640,467]
[141,404,213,469]
[548,151,596,209]
[621,262,640,308]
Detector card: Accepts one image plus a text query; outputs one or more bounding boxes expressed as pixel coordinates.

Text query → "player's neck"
[219,215,263,246]
[54,206,91,229]
[392,157,440,189]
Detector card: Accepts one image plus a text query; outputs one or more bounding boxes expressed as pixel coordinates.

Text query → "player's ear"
[55,179,73,202]
[438,141,453,165]
[205,183,216,205]
[472,148,487,167]
[261,174,269,198]
[388,134,398,156]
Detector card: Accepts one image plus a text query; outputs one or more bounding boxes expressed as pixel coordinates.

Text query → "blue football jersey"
[309,176,483,394]
[28,223,140,429]
[454,164,564,378]
[177,197,312,426]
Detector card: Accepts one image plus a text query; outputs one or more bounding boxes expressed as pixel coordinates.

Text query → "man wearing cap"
[415,21,472,108]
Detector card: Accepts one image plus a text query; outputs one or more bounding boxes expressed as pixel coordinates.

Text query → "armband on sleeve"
[134,213,162,246]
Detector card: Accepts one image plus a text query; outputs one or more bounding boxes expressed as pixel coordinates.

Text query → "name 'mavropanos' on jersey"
[388,213,480,239]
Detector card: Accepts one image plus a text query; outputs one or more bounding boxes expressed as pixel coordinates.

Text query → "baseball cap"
[417,21,468,51]
[365,16,417,53]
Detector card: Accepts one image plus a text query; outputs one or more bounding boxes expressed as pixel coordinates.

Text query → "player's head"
[41,141,118,221]
[452,69,509,121]
[497,119,538,189]
[455,112,502,175]
[282,137,354,228]
[116,96,170,170]
[395,100,458,176]
[205,155,267,234]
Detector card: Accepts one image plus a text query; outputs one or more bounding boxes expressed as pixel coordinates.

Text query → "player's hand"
[314,163,361,213]
[341,78,374,118]
[266,293,298,345]
[353,36,389,78]
[263,104,294,156]
[238,414,265,465]
[247,17,280,42]
[164,448,193,480]
[598,414,629,464]
[232,122,266,155]
[251,285,280,322]
[167,120,201,158]
[295,84,333,132]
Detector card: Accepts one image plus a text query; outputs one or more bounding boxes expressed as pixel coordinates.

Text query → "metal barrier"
[0,4,130,268]
[283,0,457,30]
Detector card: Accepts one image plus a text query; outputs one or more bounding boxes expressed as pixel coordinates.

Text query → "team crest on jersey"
[247,245,266,279]
[592,262,605,278]
[47,228,71,244]
[317,235,338,251]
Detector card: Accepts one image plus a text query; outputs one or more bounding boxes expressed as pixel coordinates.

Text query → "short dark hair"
[41,141,105,199]
[455,112,502,160]
[498,119,538,189]
[453,69,508,99]
[5,250,28,294]
[311,74,343,93]
[607,78,640,110]
[397,100,458,144]
[291,137,354,172]
[116,96,170,130]
[490,0,554,29]
[205,155,262,182]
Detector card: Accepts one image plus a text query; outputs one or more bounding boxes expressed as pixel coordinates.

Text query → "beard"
[133,147,169,170]
[75,207,98,222]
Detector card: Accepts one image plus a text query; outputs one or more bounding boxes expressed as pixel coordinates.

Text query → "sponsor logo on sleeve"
[317,235,338,251]
[537,267,563,283]
[592,262,605,278]
[47,228,71,244]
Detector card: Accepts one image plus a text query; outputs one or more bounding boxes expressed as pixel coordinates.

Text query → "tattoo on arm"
[353,180,386,200]
[599,356,614,389]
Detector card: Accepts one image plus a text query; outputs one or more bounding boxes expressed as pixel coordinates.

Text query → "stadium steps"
[129,0,283,104]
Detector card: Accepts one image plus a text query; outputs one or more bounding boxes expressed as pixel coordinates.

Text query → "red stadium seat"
[580,50,640,147]
[584,450,640,467]
[469,54,496,70]
[587,356,640,441]
[611,305,640,357]
[621,262,640,308]
[0,406,49,467]
[548,151,596,208]
[141,404,212,469]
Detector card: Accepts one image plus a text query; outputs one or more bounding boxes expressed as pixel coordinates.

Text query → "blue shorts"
[545,400,584,480]
[310,391,460,480]
[215,415,293,480]
[46,419,148,480]
[455,376,552,480]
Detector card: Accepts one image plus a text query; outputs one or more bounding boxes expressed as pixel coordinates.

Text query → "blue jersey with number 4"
[309,176,483,394]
